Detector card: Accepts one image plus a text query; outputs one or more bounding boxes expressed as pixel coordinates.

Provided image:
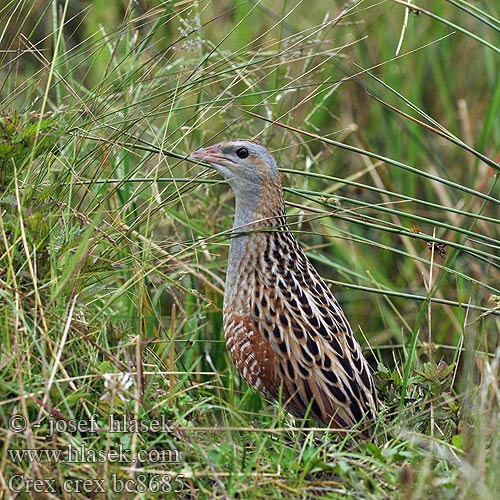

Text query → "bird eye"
[235,147,249,159]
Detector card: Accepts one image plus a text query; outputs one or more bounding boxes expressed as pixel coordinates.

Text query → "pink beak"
[190,145,226,165]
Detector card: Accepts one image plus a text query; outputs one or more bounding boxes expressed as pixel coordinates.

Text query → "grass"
[0,0,499,498]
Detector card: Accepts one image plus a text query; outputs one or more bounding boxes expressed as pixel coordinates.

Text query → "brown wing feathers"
[244,232,377,431]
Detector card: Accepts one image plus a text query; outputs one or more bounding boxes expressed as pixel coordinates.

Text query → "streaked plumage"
[191,139,378,434]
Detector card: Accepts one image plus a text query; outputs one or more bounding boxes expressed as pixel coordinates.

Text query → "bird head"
[190,139,279,200]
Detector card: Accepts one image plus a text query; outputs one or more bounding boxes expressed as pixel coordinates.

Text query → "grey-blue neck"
[224,181,286,308]
[232,191,263,231]
[225,190,263,306]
